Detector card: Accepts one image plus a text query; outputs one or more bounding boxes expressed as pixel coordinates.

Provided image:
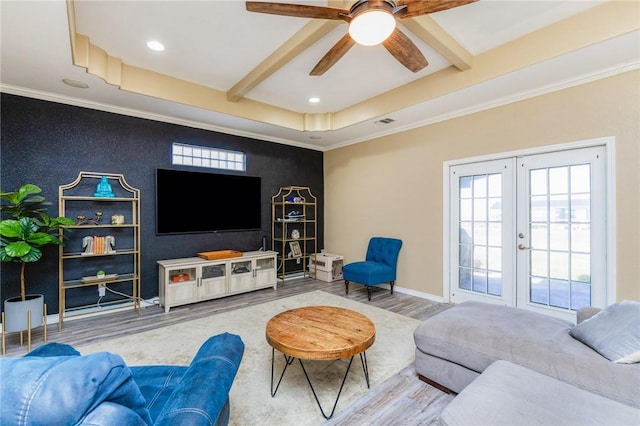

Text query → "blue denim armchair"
[343,237,403,301]
[0,332,244,425]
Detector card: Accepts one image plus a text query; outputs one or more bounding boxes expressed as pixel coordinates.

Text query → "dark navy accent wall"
[1,93,324,313]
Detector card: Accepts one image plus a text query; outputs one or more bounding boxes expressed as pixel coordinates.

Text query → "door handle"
[518,244,530,250]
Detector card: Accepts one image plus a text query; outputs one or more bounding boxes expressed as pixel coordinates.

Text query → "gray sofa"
[413,301,640,425]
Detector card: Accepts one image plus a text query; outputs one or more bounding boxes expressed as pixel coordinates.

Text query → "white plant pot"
[3,294,44,333]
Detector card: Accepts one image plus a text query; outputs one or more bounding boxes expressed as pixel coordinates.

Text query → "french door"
[448,145,607,321]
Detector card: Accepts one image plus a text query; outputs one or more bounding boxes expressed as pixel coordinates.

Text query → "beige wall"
[324,70,639,302]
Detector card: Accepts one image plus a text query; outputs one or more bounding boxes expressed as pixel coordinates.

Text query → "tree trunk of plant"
[20,261,26,301]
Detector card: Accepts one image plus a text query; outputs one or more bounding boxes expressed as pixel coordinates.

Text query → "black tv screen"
[156,169,261,234]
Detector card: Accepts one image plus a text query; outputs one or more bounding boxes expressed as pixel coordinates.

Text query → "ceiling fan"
[246,0,476,76]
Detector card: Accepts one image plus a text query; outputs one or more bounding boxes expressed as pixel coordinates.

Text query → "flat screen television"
[156,169,261,234]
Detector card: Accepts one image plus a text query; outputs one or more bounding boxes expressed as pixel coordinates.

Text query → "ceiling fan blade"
[246,2,348,20]
[310,33,356,76]
[382,28,428,73]
[396,0,477,19]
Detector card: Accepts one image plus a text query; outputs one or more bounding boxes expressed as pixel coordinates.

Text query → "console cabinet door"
[164,267,198,309]
[229,259,253,293]
[200,263,227,298]
[255,256,276,288]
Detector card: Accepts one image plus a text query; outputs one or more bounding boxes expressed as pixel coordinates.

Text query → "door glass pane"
[460,199,472,221]
[530,277,549,304]
[550,194,569,222]
[550,279,570,309]
[458,173,503,297]
[488,223,502,246]
[530,224,548,250]
[549,224,569,251]
[473,198,487,221]
[530,250,548,277]
[473,222,487,245]
[571,253,590,282]
[530,195,548,221]
[571,224,590,252]
[571,193,590,222]
[571,165,590,193]
[530,169,547,195]
[549,167,568,194]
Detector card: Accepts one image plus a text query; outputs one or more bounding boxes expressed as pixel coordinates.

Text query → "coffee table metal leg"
[271,347,295,397]
[360,351,370,388]
[298,355,357,420]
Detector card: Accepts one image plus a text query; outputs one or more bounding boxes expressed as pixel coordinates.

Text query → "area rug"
[76,290,421,425]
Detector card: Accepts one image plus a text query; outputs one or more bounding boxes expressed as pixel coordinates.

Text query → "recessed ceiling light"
[308,97,320,104]
[62,78,89,89]
[146,40,165,51]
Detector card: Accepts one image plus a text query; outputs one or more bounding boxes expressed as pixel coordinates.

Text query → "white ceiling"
[1,1,638,151]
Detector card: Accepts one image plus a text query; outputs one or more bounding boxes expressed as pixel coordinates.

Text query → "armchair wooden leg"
[390,281,395,295]
[367,287,372,301]
[345,280,349,294]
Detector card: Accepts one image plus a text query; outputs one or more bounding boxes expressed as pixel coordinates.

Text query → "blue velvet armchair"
[343,237,403,301]
[0,332,244,425]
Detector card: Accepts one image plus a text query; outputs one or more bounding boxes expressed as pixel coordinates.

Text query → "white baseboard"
[349,282,445,303]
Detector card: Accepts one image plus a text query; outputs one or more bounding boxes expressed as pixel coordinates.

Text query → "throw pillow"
[569,300,640,363]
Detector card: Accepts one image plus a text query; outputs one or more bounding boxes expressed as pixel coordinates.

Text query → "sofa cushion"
[569,300,640,363]
[0,351,152,425]
[439,360,640,426]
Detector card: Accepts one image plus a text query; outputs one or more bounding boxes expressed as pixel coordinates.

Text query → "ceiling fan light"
[348,10,395,46]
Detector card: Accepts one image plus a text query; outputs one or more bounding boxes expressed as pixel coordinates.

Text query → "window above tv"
[172,142,246,171]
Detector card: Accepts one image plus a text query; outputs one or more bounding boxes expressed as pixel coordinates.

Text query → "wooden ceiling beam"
[401,15,473,71]
[227,0,352,103]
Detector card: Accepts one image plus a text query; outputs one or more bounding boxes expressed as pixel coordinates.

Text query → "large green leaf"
[0,219,25,238]
[4,240,32,258]
[26,232,53,247]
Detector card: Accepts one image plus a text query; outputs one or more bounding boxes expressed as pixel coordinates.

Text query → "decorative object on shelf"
[96,270,106,279]
[287,196,304,203]
[232,264,250,274]
[82,236,94,255]
[286,210,305,220]
[105,235,116,254]
[111,214,125,225]
[0,183,74,353]
[93,176,115,198]
[291,229,300,239]
[82,273,117,283]
[76,212,103,225]
[171,273,190,283]
[289,241,302,258]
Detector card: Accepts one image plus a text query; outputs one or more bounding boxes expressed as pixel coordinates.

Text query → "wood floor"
[2,278,454,424]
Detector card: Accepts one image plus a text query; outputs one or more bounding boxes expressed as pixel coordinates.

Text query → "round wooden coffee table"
[266,305,376,419]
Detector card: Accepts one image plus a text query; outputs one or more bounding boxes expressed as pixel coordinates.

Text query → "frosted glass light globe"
[348,10,396,46]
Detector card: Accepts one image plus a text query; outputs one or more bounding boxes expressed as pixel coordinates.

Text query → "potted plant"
[0,184,74,333]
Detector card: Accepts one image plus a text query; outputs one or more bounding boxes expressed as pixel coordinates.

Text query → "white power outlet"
[98,284,106,297]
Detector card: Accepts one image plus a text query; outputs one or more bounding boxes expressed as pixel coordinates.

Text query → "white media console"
[157,250,277,312]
